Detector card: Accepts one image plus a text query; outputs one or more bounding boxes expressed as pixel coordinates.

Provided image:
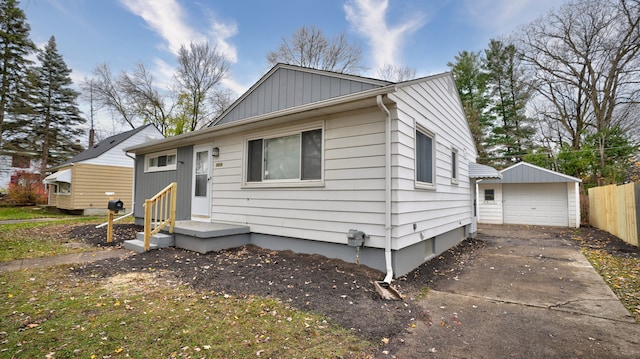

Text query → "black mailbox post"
[107,199,124,212]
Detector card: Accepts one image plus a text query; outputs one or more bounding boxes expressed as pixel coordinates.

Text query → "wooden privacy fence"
[588,183,639,247]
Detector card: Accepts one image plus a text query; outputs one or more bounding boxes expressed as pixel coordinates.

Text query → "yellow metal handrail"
[143,182,177,251]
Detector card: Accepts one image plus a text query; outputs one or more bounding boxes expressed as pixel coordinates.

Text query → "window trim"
[145,150,178,172]
[451,147,459,184]
[242,123,324,188]
[414,124,436,190]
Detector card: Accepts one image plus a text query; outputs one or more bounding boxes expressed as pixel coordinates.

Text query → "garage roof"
[481,161,581,184]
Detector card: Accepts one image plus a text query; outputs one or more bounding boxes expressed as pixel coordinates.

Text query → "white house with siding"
[125,64,495,279]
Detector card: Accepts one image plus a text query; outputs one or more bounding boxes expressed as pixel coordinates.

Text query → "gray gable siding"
[216,67,383,125]
[483,162,580,184]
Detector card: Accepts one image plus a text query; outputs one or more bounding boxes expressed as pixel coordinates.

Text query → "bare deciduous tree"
[518,0,640,173]
[83,63,175,136]
[176,42,230,131]
[119,63,174,136]
[375,64,416,82]
[82,64,137,129]
[267,26,365,74]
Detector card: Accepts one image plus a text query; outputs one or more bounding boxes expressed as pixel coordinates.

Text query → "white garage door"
[503,183,568,227]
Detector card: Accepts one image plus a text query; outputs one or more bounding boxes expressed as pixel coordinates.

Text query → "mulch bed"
[66,223,638,348]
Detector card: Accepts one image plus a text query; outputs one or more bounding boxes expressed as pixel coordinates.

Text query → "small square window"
[484,189,495,201]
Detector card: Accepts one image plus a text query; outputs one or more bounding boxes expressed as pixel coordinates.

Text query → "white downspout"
[376,95,393,284]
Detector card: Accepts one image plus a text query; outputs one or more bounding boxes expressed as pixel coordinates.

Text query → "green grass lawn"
[0,218,106,263]
[0,266,373,358]
[582,248,640,323]
[0,206,72,220]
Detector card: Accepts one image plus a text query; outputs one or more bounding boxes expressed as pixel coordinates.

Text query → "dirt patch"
[67,223,142,248]
[65,223,639,355]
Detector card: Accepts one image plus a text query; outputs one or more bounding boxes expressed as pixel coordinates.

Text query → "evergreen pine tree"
[17,36,85,170]
[484,39,535,166]
[447,51,492,164]
[0,0,36,146]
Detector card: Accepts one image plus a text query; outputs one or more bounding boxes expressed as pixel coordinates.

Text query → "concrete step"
[123,239,159,253]
[135,231,175,247]
[124,232,175,253]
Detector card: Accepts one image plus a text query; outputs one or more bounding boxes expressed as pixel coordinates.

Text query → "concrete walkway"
[397,225,640,358]
[0,249,129,273]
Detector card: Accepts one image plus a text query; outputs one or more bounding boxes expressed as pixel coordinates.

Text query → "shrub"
[7,170,47,205]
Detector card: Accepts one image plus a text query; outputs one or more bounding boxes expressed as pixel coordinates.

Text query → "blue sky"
[20,0,560,136]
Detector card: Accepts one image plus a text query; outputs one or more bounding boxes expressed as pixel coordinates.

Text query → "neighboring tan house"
[43,124,163,214]
[124,64,500,279]
[478,162,582,228]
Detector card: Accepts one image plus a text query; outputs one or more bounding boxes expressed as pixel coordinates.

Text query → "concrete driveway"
[397,224,639,358]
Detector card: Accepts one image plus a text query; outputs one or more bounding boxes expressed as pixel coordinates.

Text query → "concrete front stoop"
[123,232,175,253]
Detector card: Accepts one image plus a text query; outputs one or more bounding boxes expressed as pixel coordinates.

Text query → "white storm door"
[191,146,211,221]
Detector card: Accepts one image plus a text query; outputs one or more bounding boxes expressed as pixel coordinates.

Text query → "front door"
[191,145,211,221]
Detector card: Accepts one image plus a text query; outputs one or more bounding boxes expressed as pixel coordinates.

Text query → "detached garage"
[477,162,581,228]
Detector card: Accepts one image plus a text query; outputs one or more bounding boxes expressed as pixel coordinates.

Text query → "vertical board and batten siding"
[389,75,477,249]
[133,146,193,220]
[216,67,383,125]
[209,109,389,248]
[477,183,503,224]
[68,164,133,210]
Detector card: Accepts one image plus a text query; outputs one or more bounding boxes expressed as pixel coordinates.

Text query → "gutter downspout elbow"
[376,95,393,284]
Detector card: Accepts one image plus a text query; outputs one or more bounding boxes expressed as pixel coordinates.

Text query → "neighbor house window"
[451,148,459,184]
[246,128,322,183]
[11,155,30,169]
[484,189,495,201]
[145,150,177,172]
[55,182,71,194]
[415,127,435,188]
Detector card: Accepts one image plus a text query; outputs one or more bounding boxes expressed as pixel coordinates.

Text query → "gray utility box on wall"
[347,229,368,247]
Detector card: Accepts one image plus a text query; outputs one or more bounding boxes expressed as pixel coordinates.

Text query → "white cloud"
[344,0,425,73]
[210,21,239,63]
[119,0,203,54]
[119,0,240,94]
[221,76,248,96]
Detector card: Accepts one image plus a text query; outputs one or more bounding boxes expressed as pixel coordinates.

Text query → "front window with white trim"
[145,150,177,172]
[246,128,322,184]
